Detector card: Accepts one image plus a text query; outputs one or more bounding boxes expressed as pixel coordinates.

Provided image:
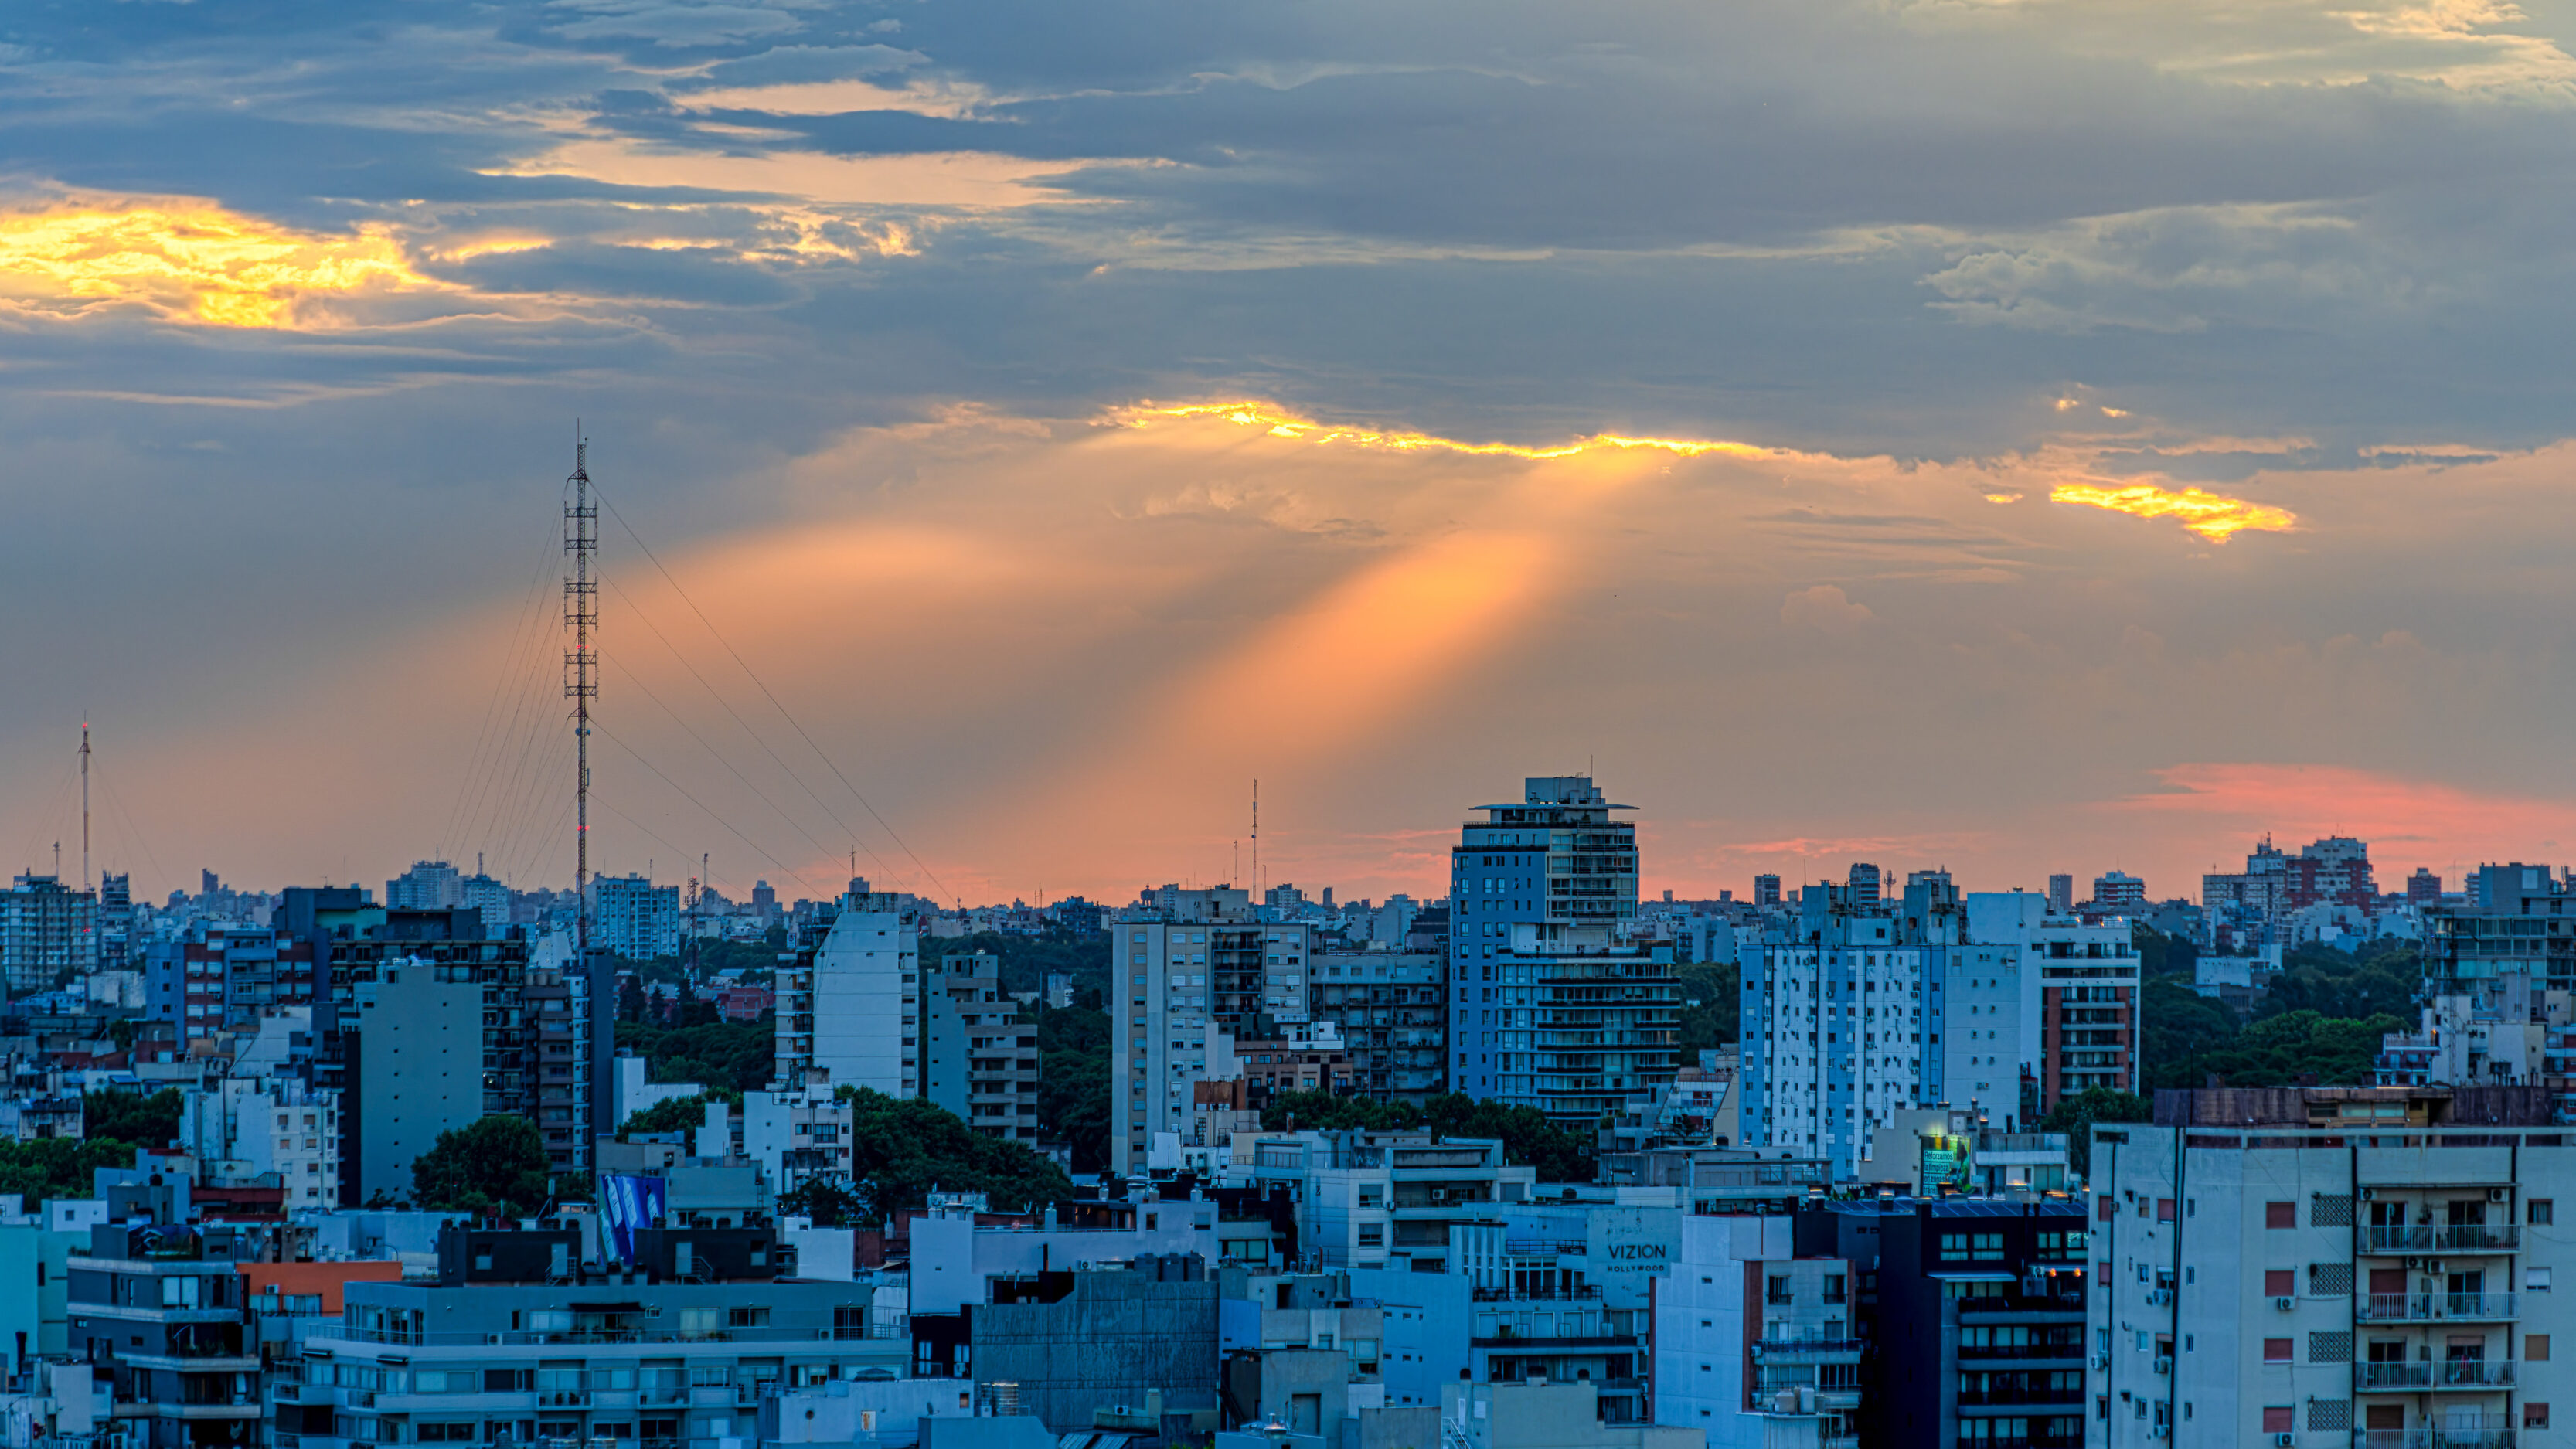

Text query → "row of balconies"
[2356,1361,2516,1390]
[2360,1225,2520,1253]
[2357,1293,2516,1324]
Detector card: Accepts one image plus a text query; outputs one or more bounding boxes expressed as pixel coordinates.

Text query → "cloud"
[2048,480,2296,542]
[2107,762,2576,871]
[0,196,434,327]
[1779,584,1876,633]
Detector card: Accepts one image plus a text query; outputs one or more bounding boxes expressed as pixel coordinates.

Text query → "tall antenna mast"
[1251,778,1260,903]
[566,437,599,961]
[80,720,90,893]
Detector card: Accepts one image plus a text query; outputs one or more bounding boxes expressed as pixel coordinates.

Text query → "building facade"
[1308,949,1446,1102]
[2090,1086,2568,1449]
[775,893,919,1097]
[591,875,682,961]
[920,951,1038,1142]
[1450,776,1641,1105]
[1,873,97,991]
[1109,889,1313,1174]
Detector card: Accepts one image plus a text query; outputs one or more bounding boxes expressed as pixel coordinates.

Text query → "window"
[2533,1199,2555,1226]
[2263,1339,2292,1363]
[2262,1407,2293,1434]
[484,1370,533,1393]
[2265,1202,2296,1230]
[2157,1199,2176,1223]
[2530,1335,2552,1362]
[1357,1226,1383,1247]
[2265,1270,2295,1297]
[2526,1405,2550,1430]
[417,1427,474,1443]
[2528,1267,2553,1294]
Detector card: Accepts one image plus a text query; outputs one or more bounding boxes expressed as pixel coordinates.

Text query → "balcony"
[2358,1430,2515,1449]
[2357,1294,2517,1324]
[1750,1340,1863,1362]
[2357,1361,2516,1391]
[2363,1226,2520,1254]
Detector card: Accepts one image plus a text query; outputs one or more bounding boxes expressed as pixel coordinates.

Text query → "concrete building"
[1242,1130,1536,1274]
[909,1196,1219,1317]
[921,951,1038,1142]
[386,860,464,910]
[1,873,96,991]
[2048,875,2075,915]
[961,1257,1221,1434]
[2378,862,2575,1121]
[177,1078,342,1208]
[1802,1196,2087,1449]
[2091,872,2146,910]
[1110,889,1315,1174]
[742,1087,855,1194]
[347,964,485,1205]
[143,922,320,1053]
[1652,1213,1857,1448]
[1958,893,2142,1117]
[1742,883,1942,1178]
[278,1221,907,1449]
[590,873,682,961]
[1449,775,1641,1106]
[2091,1085,2568,1449]
[1307,948,1446,1102]
[68,1222,263,1449]
[776,892,919,1095]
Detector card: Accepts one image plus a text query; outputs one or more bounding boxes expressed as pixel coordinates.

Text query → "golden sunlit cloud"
[0,199,429,327]
[2050,480,2295,542]
[1116,400,1776,462]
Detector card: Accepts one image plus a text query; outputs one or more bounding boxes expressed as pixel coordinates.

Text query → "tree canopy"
[1260,1090,1597,1183]
[920,929,1109,1002]
[85,1087,181,1149]
[614,1019,775,1094]
[412,1115,554,1215]
[1034,1002,1111,1173]
[2038,1087,2152,1177]
[0,1138,139,1204]
[1676,961,1738,1061]
[832,1089,1074,1227]
[616,1090,738,1140]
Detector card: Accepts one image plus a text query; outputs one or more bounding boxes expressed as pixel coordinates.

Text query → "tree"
[412,1115,554,1215]
[84,1088,182,1148]
[2139,976,2242,1087]
[2038,1087,2152,1178]
[2159,1009,2403,1091]
[920,929,1111,1004]
[0,1138,141,1204]
[834,1089,1074,1227]
[1675,961,1739,1060]
[1035,1002,1111,1172]
[614,1019,774,1094]
[617,973,648,1025]
[779,1178,865,1227]
[618,1094,720,1140]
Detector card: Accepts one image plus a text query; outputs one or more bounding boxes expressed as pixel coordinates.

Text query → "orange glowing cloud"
[2050,480,2295,542]
[0,199,430,326]
[1115,400,1776,463]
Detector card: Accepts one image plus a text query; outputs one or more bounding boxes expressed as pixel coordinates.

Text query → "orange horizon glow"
[0,200,429,326]
[2050,480,2295,543]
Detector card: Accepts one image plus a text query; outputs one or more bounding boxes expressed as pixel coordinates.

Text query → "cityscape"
[9,3,2576,1449]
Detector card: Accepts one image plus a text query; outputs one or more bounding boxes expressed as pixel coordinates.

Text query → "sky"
[5,0,2576,909]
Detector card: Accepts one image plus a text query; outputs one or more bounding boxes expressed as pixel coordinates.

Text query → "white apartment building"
[742,1087,855,1192]
[1110,890,1312,1175]
[1242,1130,1536,1274]
[1652,1213,1860,1448]
[1742,910,1938,1179]
[591,873,682,961]
[1960,892,2141,1116]
[177,1079,341,1208]
[2091,1086,2571,1449]
[774,893,917,1095]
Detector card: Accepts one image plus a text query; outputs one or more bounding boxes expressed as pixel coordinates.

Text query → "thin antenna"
[1251,778,1260,903]
[566,434,599,961]
[80,719,90,896]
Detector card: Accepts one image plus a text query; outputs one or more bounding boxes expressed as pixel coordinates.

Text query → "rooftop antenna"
[1251,778,1260,903]
[80,719,90,895]
[566,431,599,962]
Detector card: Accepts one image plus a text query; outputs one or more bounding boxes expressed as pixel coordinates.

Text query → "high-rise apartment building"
[2091,1086,2567,1449]
[143,923,320,1051]
[1308,947,1446,1102]
[1,872,97,991]
[385,859,464,910]
[921,951,1038,1142]
[1849,862,1884,906]
[1754,875,1782,907]
[774,892,919,1095]
[590,873,681,961]
[1449,775,1641,1103]
[97,870,132,971]
[1958,893,2141,1115]
[2408,867,2443,905]
[1108,887,1314,1173]
[2091,871,2146,910]
[2048,874,2075,914]
[2378,862,2576,1121]
[1743,883,1942,1177]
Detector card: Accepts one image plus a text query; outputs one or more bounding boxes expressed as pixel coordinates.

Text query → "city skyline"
[9,4,2576,906]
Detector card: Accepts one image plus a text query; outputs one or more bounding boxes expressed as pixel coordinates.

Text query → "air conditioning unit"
[2489,1187,2509,1203]
[2146,1288,2172,1306]
[2404,1257,2421,1270]
[2425,1260,2444,1274]
[2091,1353,2111,1369]
[2152,1358,2172,1376]
[2276,1435,2296,1447]
[2360,1186,2374,1200]
[2275,1296,2294,1311]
